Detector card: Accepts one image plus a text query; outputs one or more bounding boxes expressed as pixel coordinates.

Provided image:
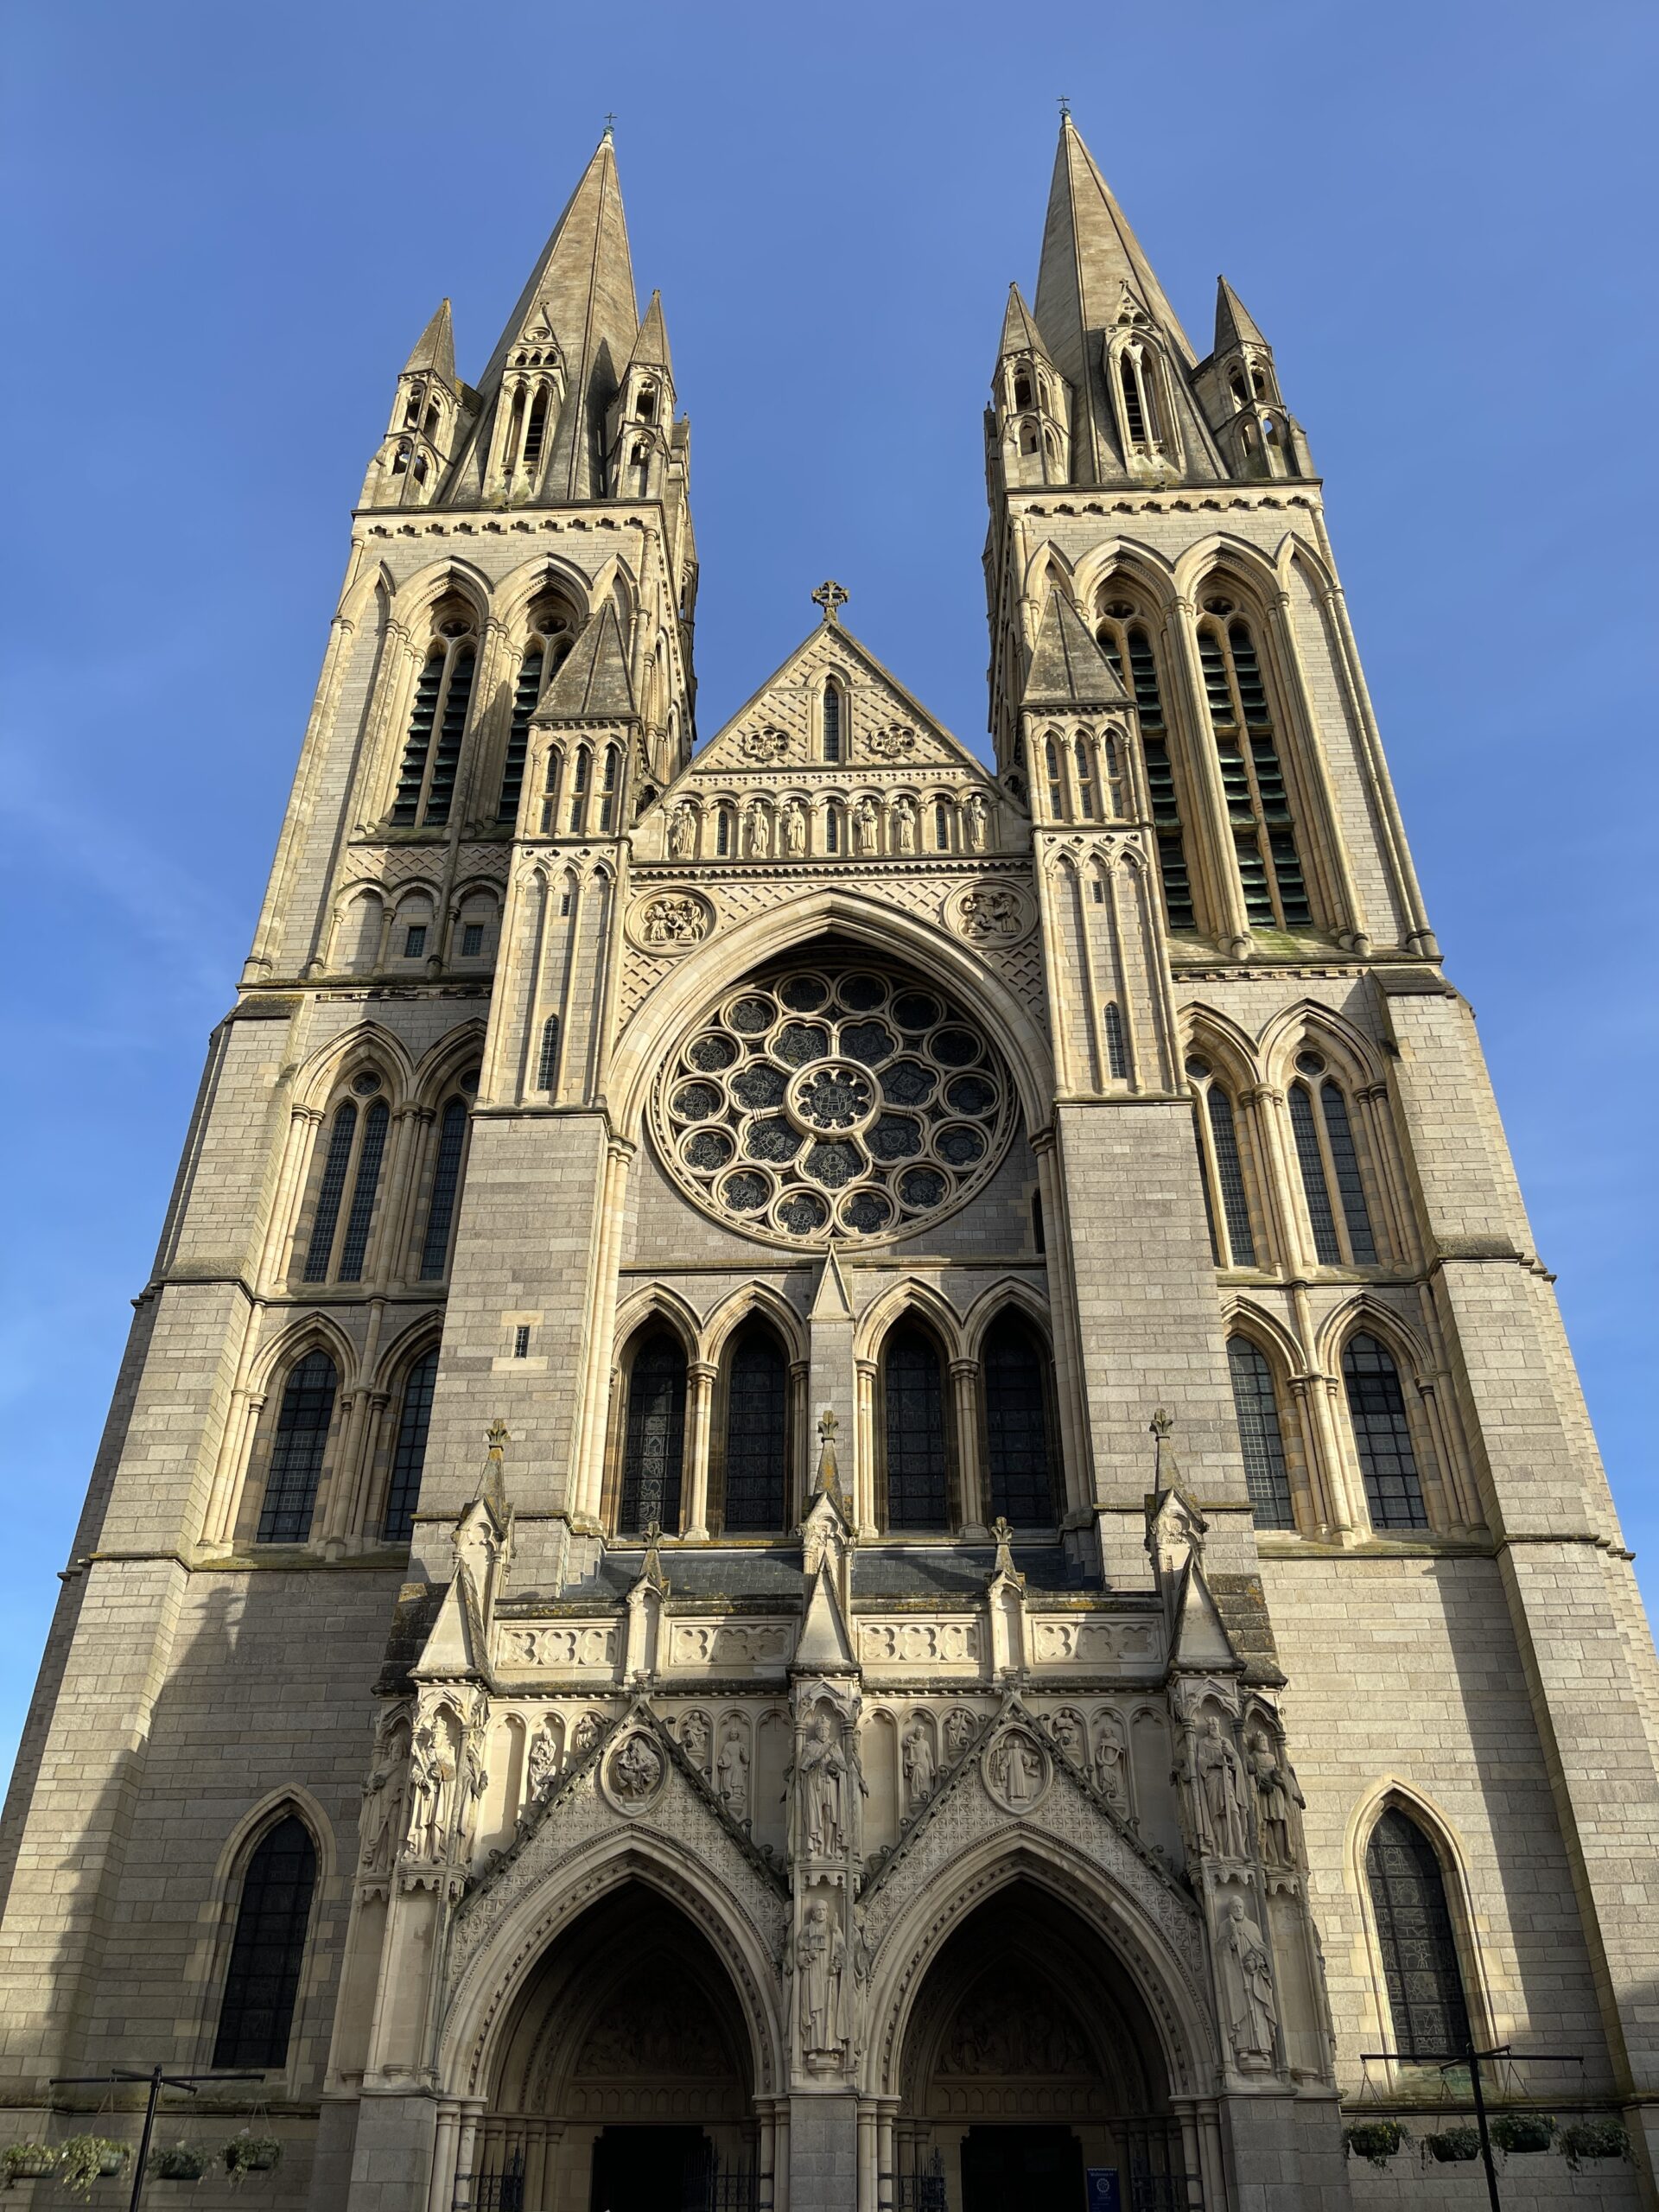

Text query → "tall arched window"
[537,1013,562,1092]
[1117,347,1159,448]
[720,1325,789,1532]
[498,607,574,823]
[821,681,842,763]
[1366,1808,1471,2058]
[620,1332,687,1535]
[302,1076,391,1284]
[883,1325,950,1531]
[1344,1333,1427,1529]
[1044,735,1065,817]
[383,1345,438,1543]
[1074,738,1098,820]
[1186,1058,1257,1268]
[213,1815,318,2067]
[934,799,950,850]
[418,1092,470,1280]
[1288,1052,1378,1265]
[539,747,563,836]
[257,1351,337,1544]
[715,804,732,857]
[982,1315,1056,1526]
[522,387,550,474]
[568,747,590,834]
[1096,601,1192,929]
[1196,606,1311,931]
[1227,1338,1294,1529]
[599,744,620,832]
[391,607,477,829]
[1103,1000,1129,1081]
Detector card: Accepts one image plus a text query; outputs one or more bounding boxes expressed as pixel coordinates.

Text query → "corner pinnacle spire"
[402,298,455,384]
[628,289,673,377]
[1214,276,1268,354]
[998,282,1053,365]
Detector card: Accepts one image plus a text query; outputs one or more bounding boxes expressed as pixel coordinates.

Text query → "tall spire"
[998,281,1053,366]
[402,298,455,385]
[1213,276,1267,354]
[628,289,673,376]
[475,133,639,499]
[1034,115,1196,372]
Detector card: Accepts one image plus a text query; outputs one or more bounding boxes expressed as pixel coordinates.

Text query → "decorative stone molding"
[626,888,714,953]
[944,880,1035,948]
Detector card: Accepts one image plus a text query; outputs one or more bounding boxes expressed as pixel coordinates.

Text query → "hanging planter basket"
[1559,2119,1631,2171]
[1343,2120,1408,2168]
[149,2145,211,2183]
[1422,2126,1480,2164]
[222,2137,283,2183]
[0,2146,56,2186]
[1488,2113,1555,2156]
[56,2139,130,2196]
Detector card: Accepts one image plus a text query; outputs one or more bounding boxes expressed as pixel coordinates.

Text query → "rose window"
[655,960,1016,1245]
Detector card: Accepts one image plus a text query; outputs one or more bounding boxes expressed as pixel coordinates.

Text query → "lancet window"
[1195,604,1311,930]
[1096,598,1193,928]
[1227,1337,1294,1529]
[1116,343,1164,454]
[391,603,477,829]
[302,1073,391,1284]
[982,1313,1056,1526]
[882,1324,950,1531]
[497,601,576,823]
[719,1325,789,1533]
[1186,1057,1259,1268]
[619,1330,687,1535]
[1344,1332,1428,1530]
[256,1351,337,1544]
[1366,1808,1472,2058]
[213,1815,317,2067]
[383,1345,437,1544]
[821,680,843,763]
[418,1080,474,1281]
[1288,1052,1379,1265]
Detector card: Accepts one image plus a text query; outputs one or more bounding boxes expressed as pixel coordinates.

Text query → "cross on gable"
[811,580,849,626]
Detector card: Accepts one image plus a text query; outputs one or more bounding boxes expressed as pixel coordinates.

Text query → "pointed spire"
[998,282,1054,364]
[1022,590,1130,709]
[628,289,673,376]
[1034,115,1196,371]
[403,298,455,384]
[1214,276,1268,355]
[539,603,636,720]
[480,134,639,497]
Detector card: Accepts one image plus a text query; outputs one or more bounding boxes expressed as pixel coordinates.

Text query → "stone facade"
[3,119,1656,2212]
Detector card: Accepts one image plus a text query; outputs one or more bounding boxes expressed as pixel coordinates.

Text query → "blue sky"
[2,0,1655,1780]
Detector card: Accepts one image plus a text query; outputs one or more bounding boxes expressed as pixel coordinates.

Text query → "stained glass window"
[721,1331,788,1531]
[1228,1338,1294,1529]
[884,1326,950,1530]
[213,1815,317,2067]
[257,1352,337,1543]
[1367,1808,1471,2058]
[984,1318,1055,1525]
[419,1096,468,1279]
[383,1347,437,1543]
[620,1332,686,1534]
[1344,1333,1428,1529]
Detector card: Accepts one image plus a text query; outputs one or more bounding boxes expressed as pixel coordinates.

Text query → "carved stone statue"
[852,797,880,854]
[891,795,917,852]
[526,1721,560,1801]
[611,1732,664,1802]
[797,1899,847,2060]
[1195,1715,1249,1860]
[570,1712,602,1760]
[986,1727,1046,1810]
[407,1726,457,1860]
[799,1710,849,1858]
[784,799,807,856]
[717,1730,750,1824]
[359,1750,407,1876]
[642,894,707,948]
[901,1717,937,1813]
[746,800,772,857]
[1220,1896,1278,2064]
[944,1707,976,1764]
[668,804,696,859]
[680,1709,710,1775]
[964,791,988,852]
[1052,1708,1087,1768]
[455,1727,487,1857]
[1093,1714,1130,1816]
[1245,1727,1304,1866]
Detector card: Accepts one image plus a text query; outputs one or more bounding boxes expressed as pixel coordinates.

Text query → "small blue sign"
[1084,2171,1121,2212]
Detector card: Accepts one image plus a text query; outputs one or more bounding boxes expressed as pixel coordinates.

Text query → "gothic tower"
[3,118,1656,2212]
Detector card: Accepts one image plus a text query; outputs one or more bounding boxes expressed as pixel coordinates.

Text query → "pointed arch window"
[1097,602,1192,929]
[1227,1338,1294,1529]
[882,1325,950,1531]
[418,1093,470,1279]
[721,1326,789,1532]
[1197,607,1311,930]
[1289,1053,1378,1265]
[568,747,591,835]
[1186,1058,1258,1268]
[537,1013,562,1093]
[1044,735,1065,817]
[1103,1000,1129,1080]
[821,682,842,764]
[521,386,550,475]
[391,613,476,829]
[715,804,732,857]
[1344,1333,1428,1530]
[213,1815,317,2067]
[384,1345,438,1543]
[619,1331,687,1535]
[823,802,841,855]
[1366,1808,1471,2057]
[599,744,620,832]
[982,1315,1056,1526]
[257,1351,337,1544]
[496,645,544,823]
[1074,737,1098,819]
[303,1078,391,1284]
[934,800,950,850]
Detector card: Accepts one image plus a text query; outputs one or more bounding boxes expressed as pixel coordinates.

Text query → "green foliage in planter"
[1488,2112,1555,2155]
[222,2137,283,2183]
[56,2139,130,2196]
[148,2144,210,2182]
[1343,2119,1408,2168]
[0,2145,56,2185]
[1423,2126,1481,2164]
[1559,2118,1631,2170]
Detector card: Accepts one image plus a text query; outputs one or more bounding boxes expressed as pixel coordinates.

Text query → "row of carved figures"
[666,787,992,861]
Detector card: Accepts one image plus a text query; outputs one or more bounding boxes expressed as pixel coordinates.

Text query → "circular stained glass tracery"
[655,961,1016,1247]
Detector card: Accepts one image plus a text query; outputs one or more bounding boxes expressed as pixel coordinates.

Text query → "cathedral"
[3,116,1657,2212]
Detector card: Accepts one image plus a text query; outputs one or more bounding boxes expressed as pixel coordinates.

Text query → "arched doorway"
[477,1885,760,2211]
[895,1883,1192,2211]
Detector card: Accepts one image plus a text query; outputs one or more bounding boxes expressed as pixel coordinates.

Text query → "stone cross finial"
[1149,1408,1173,1440]
[1057,95,1071,120]
[602,111,617,138]
[812,580,849,625]
[486,1418,510,1456]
